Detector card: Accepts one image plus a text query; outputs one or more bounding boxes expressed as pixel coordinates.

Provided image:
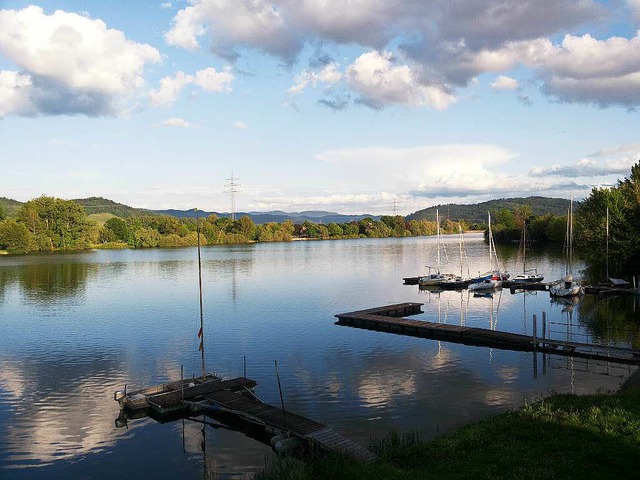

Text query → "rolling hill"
[406,196,572,224]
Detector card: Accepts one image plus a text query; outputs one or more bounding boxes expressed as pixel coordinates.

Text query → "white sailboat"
[419,210,453,286]
[511,221,544,283]
[440,224,472,289]
[550,198,584,297]
[469,212,506,291]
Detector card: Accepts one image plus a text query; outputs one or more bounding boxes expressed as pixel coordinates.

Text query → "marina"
[2,235,639,478]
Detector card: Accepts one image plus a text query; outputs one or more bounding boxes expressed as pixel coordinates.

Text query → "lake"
[1,234,638,479]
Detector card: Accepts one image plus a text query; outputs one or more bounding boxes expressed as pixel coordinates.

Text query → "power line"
[223,173,241,220]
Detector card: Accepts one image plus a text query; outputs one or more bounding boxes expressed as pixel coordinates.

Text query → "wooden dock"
[202,389,376,463]
[336,303,640,365]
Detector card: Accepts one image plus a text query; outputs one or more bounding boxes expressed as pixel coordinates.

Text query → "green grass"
[256,388,640,480]
[88,212,117,226]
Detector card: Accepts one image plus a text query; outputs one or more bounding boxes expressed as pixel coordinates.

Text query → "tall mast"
[436,209,441,273]
[488,212,493,272]
[606,205,609,279]
[196,211,206,381]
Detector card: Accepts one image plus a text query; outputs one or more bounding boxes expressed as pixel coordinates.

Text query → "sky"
[1,0,640,216]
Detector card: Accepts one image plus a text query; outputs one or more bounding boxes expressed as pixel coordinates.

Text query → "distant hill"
[0,197,23,217]
[406,196,572,224]
[73,197,154,218]
[154,208,380,224]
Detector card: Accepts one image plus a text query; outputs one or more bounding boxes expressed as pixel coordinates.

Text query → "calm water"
[1,234,638,479]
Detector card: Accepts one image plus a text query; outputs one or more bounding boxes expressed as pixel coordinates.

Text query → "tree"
[0,220,36,254]
[0,205,5,221]
[105,217,133,244]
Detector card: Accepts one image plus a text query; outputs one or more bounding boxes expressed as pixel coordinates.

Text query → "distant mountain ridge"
[2,195,570,226]
[153,208,379,224]
[406,196,572,224]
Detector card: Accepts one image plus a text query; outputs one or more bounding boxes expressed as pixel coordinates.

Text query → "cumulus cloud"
[163,0,640,109]
[346,51,456,110]
[531,145,640,177]
[0,6,161,117]
[233,120,248,129]
[149,67,233,107]
[491,75,519,90]
[158,117,198,128]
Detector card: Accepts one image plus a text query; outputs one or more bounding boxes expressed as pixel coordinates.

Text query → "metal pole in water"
[196,210,206,381]
[275,360,288,431]
[542,312,547,376]
[532,314,538,379]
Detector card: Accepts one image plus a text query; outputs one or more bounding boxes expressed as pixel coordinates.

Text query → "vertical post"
[196,210,206,381]
[243,355,247,379]
[181,365,184,400]
[275,360,288,431]
[532,314,538,379]
[542,312,547,376]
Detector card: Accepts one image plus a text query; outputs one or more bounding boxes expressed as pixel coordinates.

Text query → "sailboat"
[550,198,584,297]
[114,213,222,415]
[469,212,507,291]
[511,221,543,283]
[418,210,453,286]
[440,224,472,289]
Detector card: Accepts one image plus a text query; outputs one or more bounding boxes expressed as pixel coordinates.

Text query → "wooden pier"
[117,376,375,462]
[336,303,640,366]
[201,389,376,463]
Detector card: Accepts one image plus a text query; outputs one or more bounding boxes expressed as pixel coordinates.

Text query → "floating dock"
[116,376,375,462]
[336,303,640,365]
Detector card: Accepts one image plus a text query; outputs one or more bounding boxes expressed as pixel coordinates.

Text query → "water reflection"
[0,237,637,478]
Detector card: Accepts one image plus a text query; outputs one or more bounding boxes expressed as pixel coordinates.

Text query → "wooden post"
[275,360,288,431]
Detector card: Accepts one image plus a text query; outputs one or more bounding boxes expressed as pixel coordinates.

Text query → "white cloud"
[160,2,173,9]
[165,0,295,60]
[149,71,193,107]
[0,6,161,117]
[530,146,640,177]
[0,71,34,116]
[233,120,248,129]
[628,0,640,18]
[491,75,519,90]
[158,117,198,128]
[194,67,234,92]
[346,51,456,110]
[288,63,342,95]
[149,67,233,107]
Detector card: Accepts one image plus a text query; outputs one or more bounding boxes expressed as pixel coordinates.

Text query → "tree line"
[0,196,456,254]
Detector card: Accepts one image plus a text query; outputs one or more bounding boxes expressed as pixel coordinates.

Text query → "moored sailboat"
[469,213,507,291]
[511,221,544,283]
[418,210,454,286]
[550,198,584,297]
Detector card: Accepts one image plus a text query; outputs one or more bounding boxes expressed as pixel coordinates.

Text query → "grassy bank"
[256,385,640,480]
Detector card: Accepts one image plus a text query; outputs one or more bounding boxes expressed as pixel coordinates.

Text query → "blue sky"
[1,0,640,215]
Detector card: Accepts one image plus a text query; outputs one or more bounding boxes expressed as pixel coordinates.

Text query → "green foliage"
[0,220,36,254]
[73,196,152,218]
[576,162,640,275]
[408,196,571,224]
[104,217,133,244]
[0,205,5,221]
[133,227,160,248]
[256,388,640,480]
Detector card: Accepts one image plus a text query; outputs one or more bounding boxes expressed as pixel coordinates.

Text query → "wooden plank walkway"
[336,303,640,365]
[203,389,376,463]
[147,377,256,411]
